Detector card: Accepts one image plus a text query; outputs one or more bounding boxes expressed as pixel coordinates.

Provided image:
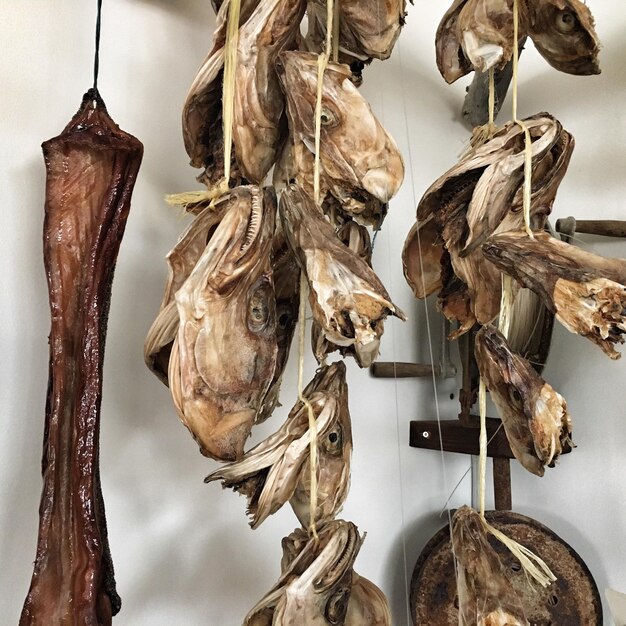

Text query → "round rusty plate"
[410,511,602,625]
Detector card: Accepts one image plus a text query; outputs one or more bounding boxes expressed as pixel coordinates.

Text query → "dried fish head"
[144,202,229,383]
[475,325,572,476]
[244,520,363,625]
[290,362,353,527]
[277,51,404,225]
[169,186,278,461]
[256,225,300,423]
[402,216,444,300]
[452,506,528,626]
[205,362,351,527]
[345,573,392,626]
[529,0,601,75]
[436,0,473,83]
[233,0,306,182]
[305,0,405,62]
[280,184,405,367]
[182,0,261,186]
[312,220,374,363]
[483,231,626,358]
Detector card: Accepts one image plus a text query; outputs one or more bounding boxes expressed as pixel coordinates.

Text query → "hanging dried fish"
[277,51,404,226]
[206,362,351,528]
[483,231,626,359]
[256,225,300,423]
[346,573,392,626]
[280,184,405,367]
[168,186,278,461]
[243,520,364,625]
[182,0,260,186]
[144,201,229,384]
[401,216,444,300]
[406,114,572,327]
[312,220,374,363]
[21,91,143,625]
[436,0,600,83]
[452,506,529,626]
[305,0,406,64]
[232,0,306,181]
[528,0,601,75]
[475,324,572,476]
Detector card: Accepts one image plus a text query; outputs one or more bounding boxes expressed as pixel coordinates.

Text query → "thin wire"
[396,36,457,596]
[93,0,103,95]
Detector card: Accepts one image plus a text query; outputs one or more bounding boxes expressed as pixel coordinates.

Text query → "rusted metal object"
[410,511,602,625]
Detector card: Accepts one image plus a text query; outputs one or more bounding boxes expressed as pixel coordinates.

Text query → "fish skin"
[277,51,404,226]
[169,186,278,461]
[144,202,229,384]
[528,0,601,76]
[483,231,626,358]
[435,0,601,82]
[233,0,306,182]
[280,184,405,367]
[452,506,529,626]
[21,91,143,626]
[475,325,572,476]
[244,520,364,626]
[205,362,352,529]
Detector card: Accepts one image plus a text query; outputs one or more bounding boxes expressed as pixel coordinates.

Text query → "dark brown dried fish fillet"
[21,90,143,626]
[483,231,626,358]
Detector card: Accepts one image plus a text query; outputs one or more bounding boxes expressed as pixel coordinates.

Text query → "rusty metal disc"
[410,510,602,625]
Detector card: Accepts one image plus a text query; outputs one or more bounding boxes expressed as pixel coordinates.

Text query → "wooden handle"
[371,362,440,378]
[574,220,626,238]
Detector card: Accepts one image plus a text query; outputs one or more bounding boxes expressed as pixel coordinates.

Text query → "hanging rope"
[297,273,319,541]
[93,0,103,97]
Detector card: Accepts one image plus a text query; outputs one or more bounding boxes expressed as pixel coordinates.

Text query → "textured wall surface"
[1,1,624,624]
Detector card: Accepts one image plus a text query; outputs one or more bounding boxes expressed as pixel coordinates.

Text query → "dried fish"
[312,220,374,363]
[280,184,405,367]
[402,216,444,300]
[169,186,278,461]
[528,0,601,75]
[305,0,405,63]
[205,362,351,528]
[346,573,392,626]
[144,201,229,384]
[436,0,600,83]
[410,114,572,326]
[257,225,300,423]
[452,506,529,626]
[475,325,572,476]
[277,51,404,226]
[244,520,363,625]
[232,0,306,182]
[21,91,143,625]
[483,231,626,359]
[182,0,260,186]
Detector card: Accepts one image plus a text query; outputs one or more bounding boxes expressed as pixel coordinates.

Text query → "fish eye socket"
[247,285,272,332]
[320,108,336,126]
[324,426,343,453]
[509,387,522,406]
[325,588,349,624]
[556,11,577,33]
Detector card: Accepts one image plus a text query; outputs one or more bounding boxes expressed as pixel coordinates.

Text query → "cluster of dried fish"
[403,113,573,334]
[146,0,408,620]
[436,0,601,83]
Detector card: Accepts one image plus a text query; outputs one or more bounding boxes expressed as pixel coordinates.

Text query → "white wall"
[0,1,624,624]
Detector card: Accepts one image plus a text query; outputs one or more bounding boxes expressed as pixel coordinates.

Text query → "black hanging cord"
[93,0,103,96]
